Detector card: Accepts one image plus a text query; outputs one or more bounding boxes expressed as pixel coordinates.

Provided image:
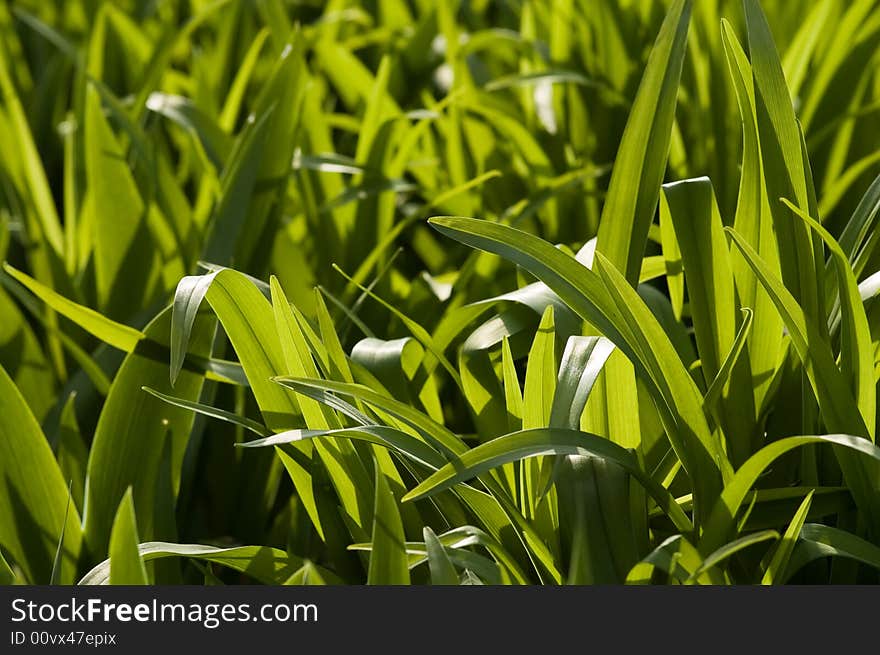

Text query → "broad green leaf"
[520,307,556,521]
[523,306,556,430]
[549,336,623,583]
[204,270,300,429]
[83,308,214,556]
[661,178,738,386]
[501,336,524,434]
[270,277,339,431]
[199,270,325,537]
[84,86,160,320]
[659,200,684,321]
[0,364,81,583]
[726,227,879,532]
[351,337,442,422]
[725,229,867,436]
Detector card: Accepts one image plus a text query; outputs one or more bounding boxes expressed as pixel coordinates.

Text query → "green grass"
[1,0,880,585]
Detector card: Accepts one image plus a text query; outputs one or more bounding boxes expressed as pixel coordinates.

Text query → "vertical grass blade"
[592,0,692,284]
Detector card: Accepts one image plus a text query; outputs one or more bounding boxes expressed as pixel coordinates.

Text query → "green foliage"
[1,0,880,585]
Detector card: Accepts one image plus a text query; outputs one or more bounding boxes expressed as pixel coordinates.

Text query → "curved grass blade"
[428,216,725,522]
[701,434,880,555]
[549,337,615,431]
[761,490,813,585]
[274,377,467,458]
[725,227,880,534]
[237,426,444,472]
[79,542,333,585]
[785,523,880,582]
[3,263,144,352]
[625,534,712,585]
[402,428,692,533]
[143,386,271,437]
[687,530,779,584]
[170,271,219,385]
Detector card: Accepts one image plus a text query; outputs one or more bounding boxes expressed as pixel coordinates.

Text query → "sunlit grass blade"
[79,542,335,585]
[423,527,459,585]
[2,263,144,352]
[143,386,271,437]
[368,466,409,585]
[785,523,880,582]
[428,216,726,522]
[701,434,880,555]
[402,427,692,533]
[108,489,148,585]
[761,490,813,585]
[592,0,693,283]
[83,308,214,557]
[0,365,81,584]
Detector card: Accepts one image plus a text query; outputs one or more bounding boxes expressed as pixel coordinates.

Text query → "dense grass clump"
[1,0,880,585]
